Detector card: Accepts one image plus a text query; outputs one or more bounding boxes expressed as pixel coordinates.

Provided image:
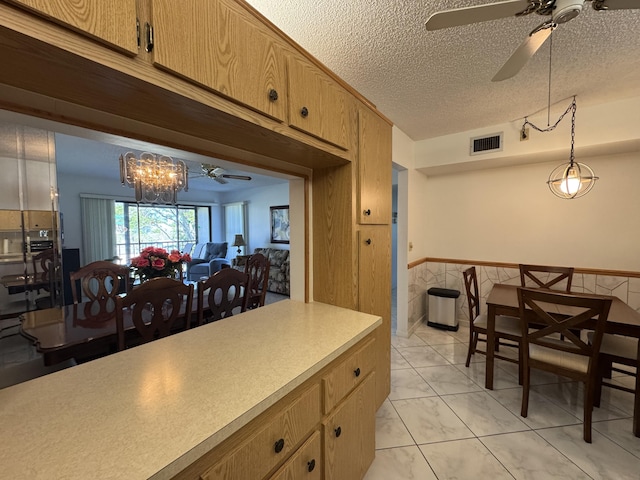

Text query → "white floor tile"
[442,391,530,436]
[389,367,437,400]
[363,446,437,480]
[593,418,640,459]
[390,348,411,370]
[415,365,483,396]
[395,346,449,368]
[538,425,640,480]
[392,397,474,444]
[391,334,427,348]
[430,342,478,365]
[420,438,513,480]
[454,361,522,390]
[373,400,415,449]
[481,430,592,479]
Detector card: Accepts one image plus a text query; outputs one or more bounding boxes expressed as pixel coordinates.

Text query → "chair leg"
[584,379,595,443]
[465,332,477,368]
[521,367,530,418]
[594,362,604,408]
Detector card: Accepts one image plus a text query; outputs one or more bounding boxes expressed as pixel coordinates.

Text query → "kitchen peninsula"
[0,300,381,479]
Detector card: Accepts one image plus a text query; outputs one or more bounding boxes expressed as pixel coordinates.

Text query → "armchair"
[186,242,230,281]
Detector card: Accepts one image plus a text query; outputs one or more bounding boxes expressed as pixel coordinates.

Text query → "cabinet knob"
[334,426,342,438]
[363,209,371,216]
[274,438,285,453]
[354,367,361,377]
[307,459,316,472]
[365,238,372,245]
[300,106,309,118]
[268,89,279,102]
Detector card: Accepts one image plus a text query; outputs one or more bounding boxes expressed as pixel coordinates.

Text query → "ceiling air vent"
[470,132,503,155]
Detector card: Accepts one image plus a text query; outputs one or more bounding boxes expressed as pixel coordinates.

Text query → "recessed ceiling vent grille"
[470,132,503,155]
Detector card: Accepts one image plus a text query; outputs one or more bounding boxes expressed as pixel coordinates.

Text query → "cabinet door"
[0,210,23,230]
[358,226,391,408]
[6,0,138,55]
[288,55,351,150]
[152,0,287,121]
[26,210,54,230]
[324,373,376,480]
[358,106,392,225]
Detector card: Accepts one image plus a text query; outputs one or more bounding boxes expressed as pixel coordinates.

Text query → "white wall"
[422,151,640,271]
[220,183,290,252]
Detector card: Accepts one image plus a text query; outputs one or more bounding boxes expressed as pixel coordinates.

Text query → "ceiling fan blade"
[425,0,532,31]
[221,174,252,181]
[492,22,555,82]
[593,0,638,10]
[214,177,228,185]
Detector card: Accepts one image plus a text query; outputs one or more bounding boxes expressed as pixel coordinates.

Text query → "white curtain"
[223,202,247,255]
[80,196,116,264]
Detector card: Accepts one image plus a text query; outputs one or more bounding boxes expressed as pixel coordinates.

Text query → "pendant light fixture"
[520,34,597,199]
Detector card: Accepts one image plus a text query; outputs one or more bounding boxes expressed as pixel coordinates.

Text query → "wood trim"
[408,257,640,279]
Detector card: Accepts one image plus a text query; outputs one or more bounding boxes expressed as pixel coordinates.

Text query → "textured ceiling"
[245,0,640,141]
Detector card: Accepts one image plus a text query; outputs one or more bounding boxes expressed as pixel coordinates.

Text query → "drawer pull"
[300,106,309,118]
[268,89,279,102]
[274,438,285,453]
[307,459,316,472]
[334,426,342,438]
[363,209,371,216]
[354,367,361,377]
[365,238,372,245]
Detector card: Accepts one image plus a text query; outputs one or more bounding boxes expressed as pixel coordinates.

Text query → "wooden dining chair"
[32,248,59,308]
[463,266,522,370]
[588,332,638,409]
[115,277,194,351]
[245,253,270,309]
[69,260,130,304]
[519,264,574,292]
[197,267,250,325]
[517,287,612,443]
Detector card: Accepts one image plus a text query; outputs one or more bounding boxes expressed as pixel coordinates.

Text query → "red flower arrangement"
[129,246,191,281]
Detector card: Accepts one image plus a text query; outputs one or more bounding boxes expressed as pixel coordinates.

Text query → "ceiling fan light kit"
[199,163,252,184]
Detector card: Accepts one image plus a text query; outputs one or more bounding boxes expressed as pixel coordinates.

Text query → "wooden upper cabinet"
[288,55,352,150]
[151,0,288,122]
[6,0,138,55]
[358,106,392,225]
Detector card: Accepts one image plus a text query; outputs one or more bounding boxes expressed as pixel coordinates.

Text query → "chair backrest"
[115,277,193,350]
[69,260,130,304]
[245,253,270,309]
[517,287,612,374]
[462,266,480,322]
[32,248,56,283]
[197,268,250,324]
[519,264,574,292]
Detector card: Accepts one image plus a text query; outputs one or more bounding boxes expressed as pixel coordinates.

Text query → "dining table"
[19,289,202,366]
[485,283,640,437]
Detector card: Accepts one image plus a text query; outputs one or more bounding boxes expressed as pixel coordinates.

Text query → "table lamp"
[232,234,246,255]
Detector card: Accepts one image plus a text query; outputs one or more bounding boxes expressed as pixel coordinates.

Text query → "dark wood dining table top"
[486,284,640,335]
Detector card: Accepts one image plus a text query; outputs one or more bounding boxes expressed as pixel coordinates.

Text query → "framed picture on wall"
[270,205,290,244]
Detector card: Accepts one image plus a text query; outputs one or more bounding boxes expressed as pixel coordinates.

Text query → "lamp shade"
[232,234,246,247]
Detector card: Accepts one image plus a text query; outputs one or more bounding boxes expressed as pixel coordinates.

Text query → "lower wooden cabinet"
[269,430,322,480]
[174,333,378,480]
[324,373,376,480]
[201,384,321,480]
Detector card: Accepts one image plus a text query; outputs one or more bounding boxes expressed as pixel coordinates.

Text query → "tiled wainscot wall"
[407,260,640,335]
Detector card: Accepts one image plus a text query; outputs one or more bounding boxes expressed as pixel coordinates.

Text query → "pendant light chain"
[522,96,576,135]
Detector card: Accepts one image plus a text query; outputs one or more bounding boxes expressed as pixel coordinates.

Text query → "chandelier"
[119,152,189,204]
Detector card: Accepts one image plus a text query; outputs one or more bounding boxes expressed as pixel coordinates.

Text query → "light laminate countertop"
[0,300,381,479]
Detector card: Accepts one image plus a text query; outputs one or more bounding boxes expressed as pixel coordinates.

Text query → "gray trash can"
[427,287,460,331]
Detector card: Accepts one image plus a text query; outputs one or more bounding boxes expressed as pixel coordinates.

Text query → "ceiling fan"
[425,0,638,81]
[196,163,252,184]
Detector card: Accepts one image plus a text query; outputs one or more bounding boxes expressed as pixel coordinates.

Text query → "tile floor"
[364,323,640,480]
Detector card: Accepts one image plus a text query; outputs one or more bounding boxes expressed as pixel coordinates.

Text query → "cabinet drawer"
[202,384,321,480]
[323,338,375,414]
[269,430,321,480]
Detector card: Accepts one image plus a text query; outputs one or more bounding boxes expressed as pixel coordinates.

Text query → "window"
[115,202,206,263]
